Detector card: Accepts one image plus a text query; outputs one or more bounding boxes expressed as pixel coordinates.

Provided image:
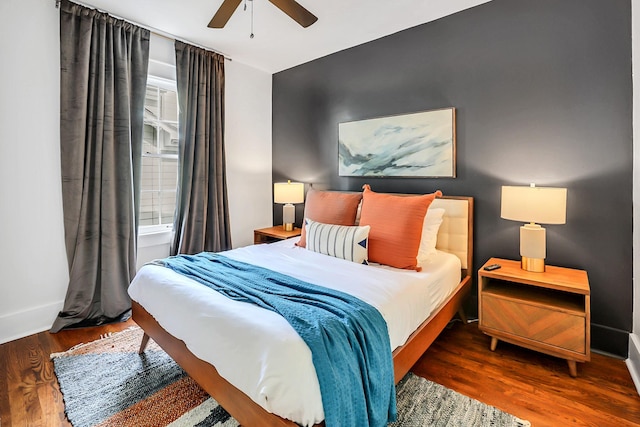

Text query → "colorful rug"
[51,327,530,427]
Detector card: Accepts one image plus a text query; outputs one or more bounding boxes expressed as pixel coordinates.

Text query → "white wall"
[225,59,273,248]
[0,0,68,344]
[0,0,272,344]
[629,0,640,393]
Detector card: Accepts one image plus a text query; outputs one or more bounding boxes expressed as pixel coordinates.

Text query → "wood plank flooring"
[413,320,640,427]
[0,319,137,427]
[1,319,639,426]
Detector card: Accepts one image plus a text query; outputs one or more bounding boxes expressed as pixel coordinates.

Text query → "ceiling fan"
[208,0,318,29]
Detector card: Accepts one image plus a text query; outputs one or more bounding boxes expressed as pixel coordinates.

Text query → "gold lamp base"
[521,256,545,272]
[283,223,293,231]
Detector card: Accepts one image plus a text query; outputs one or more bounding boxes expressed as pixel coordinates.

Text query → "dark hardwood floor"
[414,320,640,427]
[0,318,137,427]
[1,319,639,426]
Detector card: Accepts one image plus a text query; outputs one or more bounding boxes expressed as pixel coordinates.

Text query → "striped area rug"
[51,327,530,427]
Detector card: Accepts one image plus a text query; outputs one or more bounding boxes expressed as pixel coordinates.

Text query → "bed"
[129,193,473,427]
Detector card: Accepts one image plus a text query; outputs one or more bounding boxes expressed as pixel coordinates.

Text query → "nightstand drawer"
[482,294,585,353]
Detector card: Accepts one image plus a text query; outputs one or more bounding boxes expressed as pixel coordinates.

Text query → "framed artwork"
[338,107,456,178]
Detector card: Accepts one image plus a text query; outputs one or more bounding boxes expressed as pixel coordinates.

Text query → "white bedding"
[128,238,461,426]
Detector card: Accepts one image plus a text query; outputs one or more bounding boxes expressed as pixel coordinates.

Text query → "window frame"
[138,75,179,236]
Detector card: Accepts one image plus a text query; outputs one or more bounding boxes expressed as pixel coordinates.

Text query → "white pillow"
[417,208,445,265]
[305,218,370,265]
[354,200,363,225]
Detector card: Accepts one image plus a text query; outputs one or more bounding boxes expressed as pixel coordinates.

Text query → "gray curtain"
[171,41,231,255]
[52,0,150,332]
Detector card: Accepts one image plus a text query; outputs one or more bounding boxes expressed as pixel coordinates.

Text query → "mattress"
[128,237,461,426]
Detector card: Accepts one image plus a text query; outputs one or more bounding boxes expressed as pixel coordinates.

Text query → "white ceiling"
[78,0,492,73]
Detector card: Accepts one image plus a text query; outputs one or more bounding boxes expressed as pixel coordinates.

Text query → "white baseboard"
[0,300,63,345]
[626,333,640,395]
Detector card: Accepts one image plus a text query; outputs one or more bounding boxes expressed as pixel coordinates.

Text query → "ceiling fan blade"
[268,0,318,28]
[208,0,243,28]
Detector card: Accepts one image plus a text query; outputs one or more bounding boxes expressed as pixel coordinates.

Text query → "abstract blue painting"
[338,108,456,177]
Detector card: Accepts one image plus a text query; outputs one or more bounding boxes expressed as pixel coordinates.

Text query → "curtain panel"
[171,41,232,255]
[52,0,150,332]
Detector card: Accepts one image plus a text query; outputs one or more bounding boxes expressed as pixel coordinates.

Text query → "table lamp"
[501,184,567,272]
[274,181,305,231]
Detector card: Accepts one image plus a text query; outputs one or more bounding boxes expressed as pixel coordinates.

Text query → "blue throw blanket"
[155,252,397,427]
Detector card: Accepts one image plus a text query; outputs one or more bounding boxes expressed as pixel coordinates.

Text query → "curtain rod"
[55,0,232,61]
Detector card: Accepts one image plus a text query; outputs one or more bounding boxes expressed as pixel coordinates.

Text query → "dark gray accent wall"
[272,0,632,356]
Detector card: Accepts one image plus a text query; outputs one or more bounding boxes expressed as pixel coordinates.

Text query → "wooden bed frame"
[133,195,474,427]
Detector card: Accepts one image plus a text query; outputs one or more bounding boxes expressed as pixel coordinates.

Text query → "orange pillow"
[296,188,363,248]
[359,184,442,271]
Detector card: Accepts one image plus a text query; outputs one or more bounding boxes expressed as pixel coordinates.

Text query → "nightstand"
[253,226,301,244]
[478,258,590,377]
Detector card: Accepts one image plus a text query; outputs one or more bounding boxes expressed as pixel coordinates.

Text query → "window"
[140,77,179,231]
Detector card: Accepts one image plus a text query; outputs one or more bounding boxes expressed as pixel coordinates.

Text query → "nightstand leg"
[567,360,577,377]
[490,337,498,351]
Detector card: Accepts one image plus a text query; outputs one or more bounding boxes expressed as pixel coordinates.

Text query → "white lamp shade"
[501,186,567,224]
[274,182,305,204]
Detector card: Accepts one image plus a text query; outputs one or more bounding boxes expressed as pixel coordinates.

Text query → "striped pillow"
[305,219,370,265]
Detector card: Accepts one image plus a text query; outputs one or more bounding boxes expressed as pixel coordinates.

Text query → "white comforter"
[128,238,461,426]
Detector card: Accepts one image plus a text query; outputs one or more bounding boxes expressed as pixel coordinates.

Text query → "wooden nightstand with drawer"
[478,258,590,377]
